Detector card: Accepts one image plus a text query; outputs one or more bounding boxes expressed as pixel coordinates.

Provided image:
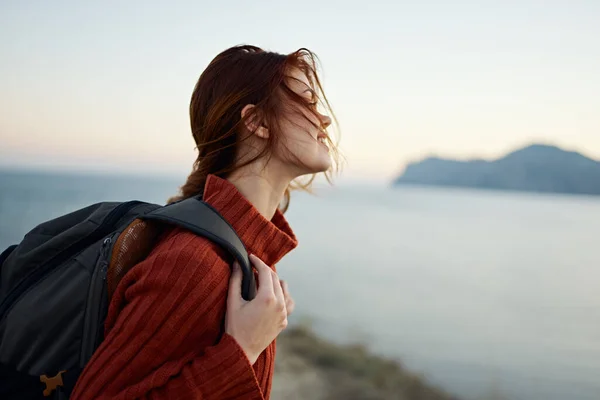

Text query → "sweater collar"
[202,174,298,266]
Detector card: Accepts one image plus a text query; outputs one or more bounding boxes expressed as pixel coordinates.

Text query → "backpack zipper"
[80,236,111,366]
[0,201,144,320]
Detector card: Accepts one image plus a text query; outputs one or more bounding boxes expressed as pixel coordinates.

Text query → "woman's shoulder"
[149,226,231,273]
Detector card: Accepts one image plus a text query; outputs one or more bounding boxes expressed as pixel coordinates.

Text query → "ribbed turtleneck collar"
[202,174,298,266]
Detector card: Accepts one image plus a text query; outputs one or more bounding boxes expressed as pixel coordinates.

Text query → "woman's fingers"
[250,254,274,297]
[272,270,285,309]
[280,279,295,316]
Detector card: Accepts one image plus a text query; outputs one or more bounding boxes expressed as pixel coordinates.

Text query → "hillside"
[272,324,460,400]
[393,144,600,195]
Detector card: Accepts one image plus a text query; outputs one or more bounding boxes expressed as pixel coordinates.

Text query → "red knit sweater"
[70,175,298,399]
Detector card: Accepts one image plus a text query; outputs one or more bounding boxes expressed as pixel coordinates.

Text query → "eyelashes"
[308,102,318,107]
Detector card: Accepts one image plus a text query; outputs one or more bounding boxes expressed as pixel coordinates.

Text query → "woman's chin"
[290,150,332,176]
[309,157,332,174]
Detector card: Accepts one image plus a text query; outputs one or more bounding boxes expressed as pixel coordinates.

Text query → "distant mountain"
[393,144,600,195]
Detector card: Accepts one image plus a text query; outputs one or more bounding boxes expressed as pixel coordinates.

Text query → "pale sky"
[1,0,599,183]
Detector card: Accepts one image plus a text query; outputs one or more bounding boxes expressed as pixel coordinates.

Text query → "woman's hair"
[167,44,341,211]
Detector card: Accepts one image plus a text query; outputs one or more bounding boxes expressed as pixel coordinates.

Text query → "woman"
[70,44,340,399]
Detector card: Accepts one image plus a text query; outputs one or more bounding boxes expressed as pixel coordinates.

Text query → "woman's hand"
[280,279,295,316]
[225,254,288,365]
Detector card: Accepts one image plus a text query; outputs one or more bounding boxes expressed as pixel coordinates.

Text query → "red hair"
[168,45,341,211]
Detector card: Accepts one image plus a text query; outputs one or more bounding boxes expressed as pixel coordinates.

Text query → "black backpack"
[0,196,257,399]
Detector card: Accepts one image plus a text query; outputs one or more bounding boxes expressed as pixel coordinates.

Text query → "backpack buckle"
[40,370,66,397]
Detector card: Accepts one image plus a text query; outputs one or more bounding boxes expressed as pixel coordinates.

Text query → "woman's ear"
[241,104,269,139]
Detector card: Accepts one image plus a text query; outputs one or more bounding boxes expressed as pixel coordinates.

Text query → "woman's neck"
[226,167,290,220]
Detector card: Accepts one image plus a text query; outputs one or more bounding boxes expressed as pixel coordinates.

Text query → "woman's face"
[274,68,333,177]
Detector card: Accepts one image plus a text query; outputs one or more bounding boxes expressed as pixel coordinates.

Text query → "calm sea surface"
[1,169,599,400]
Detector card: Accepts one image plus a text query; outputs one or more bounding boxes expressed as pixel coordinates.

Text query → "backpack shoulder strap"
[139,196,257,301]
[0,245,17,268]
